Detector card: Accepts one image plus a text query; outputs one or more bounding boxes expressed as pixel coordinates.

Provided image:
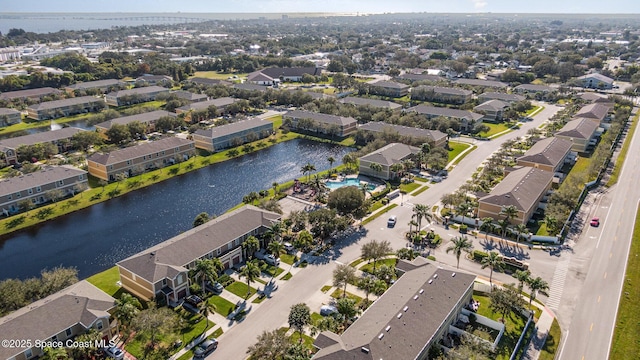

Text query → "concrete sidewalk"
[523,305,556,360]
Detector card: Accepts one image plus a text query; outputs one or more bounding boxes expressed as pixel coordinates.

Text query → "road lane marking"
[590,323,594,332]
[604,272,607,279]
[610,252,613,258]
[598,295,601,303]
[596,203,615,249]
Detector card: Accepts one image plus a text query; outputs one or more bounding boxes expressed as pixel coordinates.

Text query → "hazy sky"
[4,0,640,13]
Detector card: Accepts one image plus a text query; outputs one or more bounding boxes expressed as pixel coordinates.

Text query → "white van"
[387,215,397,227]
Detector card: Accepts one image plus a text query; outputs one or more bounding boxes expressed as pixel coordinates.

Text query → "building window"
[216,248,221,255]
[15,192,20,198]
[177,274,183,284]
[109,165,113,170]
[31,198,37,204]
[66,328,72,337]
[126,160,131,165]
[25,349,33,359]
[7,195,11,200]
[96,320,103,330]
[162,279,167,286]
[78,175,84,180]
[51,335,57,342]
[58,180,64,186]
[28,188,33,195]
[36,186,42,192]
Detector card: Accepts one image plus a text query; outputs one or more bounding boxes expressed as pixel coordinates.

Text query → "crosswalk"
[546,254,571,310]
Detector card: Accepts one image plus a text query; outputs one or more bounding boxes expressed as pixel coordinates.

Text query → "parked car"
[320,305,338,316]
[264,254,280,266]
[193,338,218,358]
[185,295,203,307]
[205,281,224,294]
[103,346,125,360]
[590,217,600,227]
[387,215,397,228]
[284,242,295,254]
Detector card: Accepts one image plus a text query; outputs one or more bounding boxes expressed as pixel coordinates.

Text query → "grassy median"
[607,113,638,187]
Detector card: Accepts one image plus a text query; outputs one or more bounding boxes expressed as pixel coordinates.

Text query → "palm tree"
[242,236,260,260]
[515,224,529,243]
[481,251,504,285]
[369,163,383,178]
[272,182,279,196]
[199,301,216,329]
[497,219,511,241]
[267,241,284,257]
[514,269,531,294]
[327,156,336,172]
[456,202,472,226]
[115,293,142,330]
[194,258,223,291]
[481,217,495,239]
[239,260,261,298]
[543,215,559,235]
[500,205,519,224]
[301,162,316,183]
[390,163,404,179]
[527,276,550,308]
[446,236,474,269]
[266,221,284,244]
[413,204,433,232]
[407,216,419,237]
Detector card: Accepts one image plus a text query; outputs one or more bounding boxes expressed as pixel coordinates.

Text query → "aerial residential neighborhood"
[0,2,639,360]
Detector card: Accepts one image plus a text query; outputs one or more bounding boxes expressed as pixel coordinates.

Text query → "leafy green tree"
[246,329,290,360]
[42,345,69,360]
[412,204,433,231]
[193,258,224,291]
[333,264,356,298]
[396,247,420,261]
[526,276,550,308]
[481,251,504,285]
[336,297,358,327]
[267,241,284,257]
[489,284,525,324]
[369,162,383,177]
[327,186,365,217]
[242,235,260,260]
[126,121,148,139]
[132,304,179,348]
[446,236,474,269]
[239,260,261,298]
[193,212,210,228]
[500,205,519,224]
[114,293,142,329]
[288,303,311,343]
[360,240,392,273]
[480,217,495,239]
[105,123,132,144]
[514,269,531,294]
[294,230,313,252]
[300,162,316,183]
[71,131,102,151]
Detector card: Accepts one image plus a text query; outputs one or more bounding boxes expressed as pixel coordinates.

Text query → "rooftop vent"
[378,333,384,340]
[385,325,391,332]
[403,306,409,312]
[397,313,402,319]
[428,279,433,284]
[413,295,419,300]
[419,289,424,294]
[452,272,456,277]
[433,274,438,279]
[361,347,370,354]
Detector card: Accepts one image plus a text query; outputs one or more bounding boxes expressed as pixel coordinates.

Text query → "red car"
[590,217,600,227]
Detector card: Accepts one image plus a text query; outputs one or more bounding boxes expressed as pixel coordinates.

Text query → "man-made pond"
[0,138,353,280]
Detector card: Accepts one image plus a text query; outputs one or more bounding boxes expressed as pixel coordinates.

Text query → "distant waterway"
[0,138,353,280]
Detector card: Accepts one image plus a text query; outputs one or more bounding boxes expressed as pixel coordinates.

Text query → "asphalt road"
[208,103,563,359]
[558,108,640,360]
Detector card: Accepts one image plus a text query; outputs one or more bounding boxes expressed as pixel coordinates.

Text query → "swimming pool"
[325,177,376,190]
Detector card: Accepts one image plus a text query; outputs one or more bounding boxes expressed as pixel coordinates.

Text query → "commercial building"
[576,73,614,89]
[246,67,321,85]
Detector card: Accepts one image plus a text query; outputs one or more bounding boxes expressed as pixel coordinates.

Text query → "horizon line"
[1,11,639,15]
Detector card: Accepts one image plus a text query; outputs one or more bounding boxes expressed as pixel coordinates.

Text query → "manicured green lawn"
[208,295,236,317]
[321,285,333,293]
[478,122,512,137]
[359,258,397,274]
[330,289,363,303]
[448,142,472,162]
[411,186,430,196]
[525,105,544,116]
[399,182,421,193]
[226,281,257,299]
[259,263,284,278]
[474,292,530,360]
[540,319,561,360]
[609,203,640,359]
[349,258,365,267]
[536,223,549,236]
[86,266,122,297]
[311,312,324,325]
[282,272,293,280]
[280,253,296,265]
[362,204,398,225]
[192,71,248,80]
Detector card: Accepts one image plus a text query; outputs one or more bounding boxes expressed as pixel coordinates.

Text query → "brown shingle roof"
[87,137,194,166]
[454,78,508,88]
[480,167,553,212]
[28,96,104,111]
[107,86,168,98]
[117,205,281,283]
[407,104,484,121]
[555,118,599,140]
[573,103,611,121]
[0,108,21,116]
[370,80,410,90]
[517,137,572,168]
[415,85,472,96]
[66,79,125,90]
[479,92,525,102]
[340,97,402,110]
[95,110,175,130]
[0,280,115,359]
[475,99,510,112]
[515,84,554,92]
[177,97,239,112]
[194,118,272,139]
[0,87,62,100]
[314,261,475,360]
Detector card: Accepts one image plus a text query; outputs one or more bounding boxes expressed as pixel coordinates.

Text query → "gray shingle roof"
[454,78,508,88]
[314,261,475,360]
[358,122,447,143]
[117,205,281,283]
[0,108,20,116]
[0,127,84,149]
[177,97,239,112]
[0,87,62,100]
[95,110,175,130]
[87,137,194,166]
[28,96,104,111]
[555,118,599,139]
[517,137,572,168]
[340,97,402,110]
[479,92,525,102]
[407,104,483,121]
[187,77,231,86]
[480,167,553,212]
[171,90,208,102]
[0,280,114,359]
[260,67,321,78]
[573,103,610,121]
[577,73,613,84]
[66,79,125,90]
[475,99,510,112]
[415,85,472,96]
[285,110,357,127]
[107,86,168,98]
[515,84,554,92]
[0,166,87,197]
[233,83,270,92]
[359,143,420,166]
[370,80,410,90]
[395,73,443,82]
[194,118,272,138]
